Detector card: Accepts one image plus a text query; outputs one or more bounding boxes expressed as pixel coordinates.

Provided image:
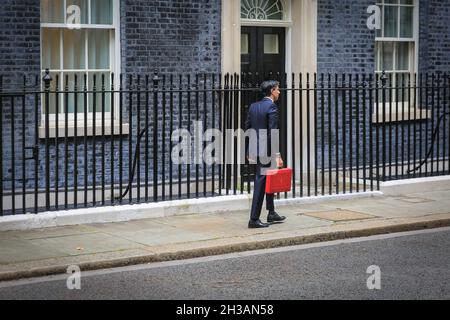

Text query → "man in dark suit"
[245,80,287,229]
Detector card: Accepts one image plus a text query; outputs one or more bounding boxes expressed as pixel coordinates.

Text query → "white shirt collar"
[264,96,274,103]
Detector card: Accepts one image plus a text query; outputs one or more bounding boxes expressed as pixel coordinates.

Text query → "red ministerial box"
[265,168,292,194]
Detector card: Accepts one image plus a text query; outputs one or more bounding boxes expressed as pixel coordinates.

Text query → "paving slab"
[0,239,67,264]
[176,216,258,238]
[113,228,215,246]
[407,190,450,202]
[87,219,167,234]
[0,225,99,241]
[27,233,145,257]
[269,216,332,232]
[268,203,332,214]
[318,194,450,218]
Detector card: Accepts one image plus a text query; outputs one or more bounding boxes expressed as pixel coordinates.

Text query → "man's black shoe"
[248,219,270,229]
[267,211,286,223]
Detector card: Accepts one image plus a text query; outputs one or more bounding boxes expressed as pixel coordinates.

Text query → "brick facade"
[0,0,41,193]
[0,0,40,77]
[120,0,221,75]
[0,0,222,194]
[0,0,449,211]
[315,0,450,172]
[418,0,450,74]
[317,0,375,75]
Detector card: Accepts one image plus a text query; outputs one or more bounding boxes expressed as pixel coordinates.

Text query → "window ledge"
[372,104,431,124]
[39,123,130,139]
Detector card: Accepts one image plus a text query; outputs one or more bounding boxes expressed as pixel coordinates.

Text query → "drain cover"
[304,209,375,222]
[397,197,434,204]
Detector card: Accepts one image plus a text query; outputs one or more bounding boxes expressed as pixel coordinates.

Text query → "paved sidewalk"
[1,189,450,281]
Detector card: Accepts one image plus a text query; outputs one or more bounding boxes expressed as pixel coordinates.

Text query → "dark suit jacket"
[245,97,279,164]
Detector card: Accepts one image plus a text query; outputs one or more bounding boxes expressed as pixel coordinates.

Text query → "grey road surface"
[0,227,449,300]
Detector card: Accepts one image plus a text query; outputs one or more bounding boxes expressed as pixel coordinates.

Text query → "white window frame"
[375,0,417,83]
[373,0,429,122]
[240,0,292,27]
[40,0,122,134]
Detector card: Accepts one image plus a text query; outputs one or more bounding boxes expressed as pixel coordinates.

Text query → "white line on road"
[1,226,449,289]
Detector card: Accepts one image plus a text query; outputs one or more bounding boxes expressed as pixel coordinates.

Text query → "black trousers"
[250,164,275,221]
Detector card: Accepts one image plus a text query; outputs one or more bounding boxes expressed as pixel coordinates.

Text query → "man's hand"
[276,155,284,168]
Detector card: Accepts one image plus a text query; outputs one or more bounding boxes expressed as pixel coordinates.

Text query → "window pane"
[384,6,398,37]
[63,72,86,113]
[396,42,410,71]
[375,43,381,71]
[265,0,284,20]
[241,34,249,54]
[397,73,410,101]
[42,28,61,70]
[264,34,279,54]
[63,29,86,69]
[241,0,284,20]
[91,0,113,24]
[400,0,413,4]
[88,72,111,113]
[381,42,394,70]
[41,0,64,23]
[385,0,399,4]
[66,0,88,24]
[400,7,413,38]
[88,29,110,69]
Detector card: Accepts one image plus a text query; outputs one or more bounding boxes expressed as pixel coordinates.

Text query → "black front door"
[241,26,286,81]
[241,26,287,180]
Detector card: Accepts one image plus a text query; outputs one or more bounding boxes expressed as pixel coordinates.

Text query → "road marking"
[1,226,449,289]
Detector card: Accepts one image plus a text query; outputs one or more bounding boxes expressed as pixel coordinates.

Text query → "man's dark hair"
[260,80,280,97]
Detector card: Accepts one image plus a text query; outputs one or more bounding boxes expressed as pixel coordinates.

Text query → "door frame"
[240,26,288,182]
[221,0,318,176]
[240,25,287,160]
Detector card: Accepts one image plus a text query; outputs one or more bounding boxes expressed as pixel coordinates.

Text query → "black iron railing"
[0,70,449,215]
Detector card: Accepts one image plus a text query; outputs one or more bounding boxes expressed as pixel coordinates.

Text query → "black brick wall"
[419,0,450,73]
[317,0,376,75]
[120,0,221,75]
[0,0,41,194]
[0,0,40,79]
[315,0,450,172]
